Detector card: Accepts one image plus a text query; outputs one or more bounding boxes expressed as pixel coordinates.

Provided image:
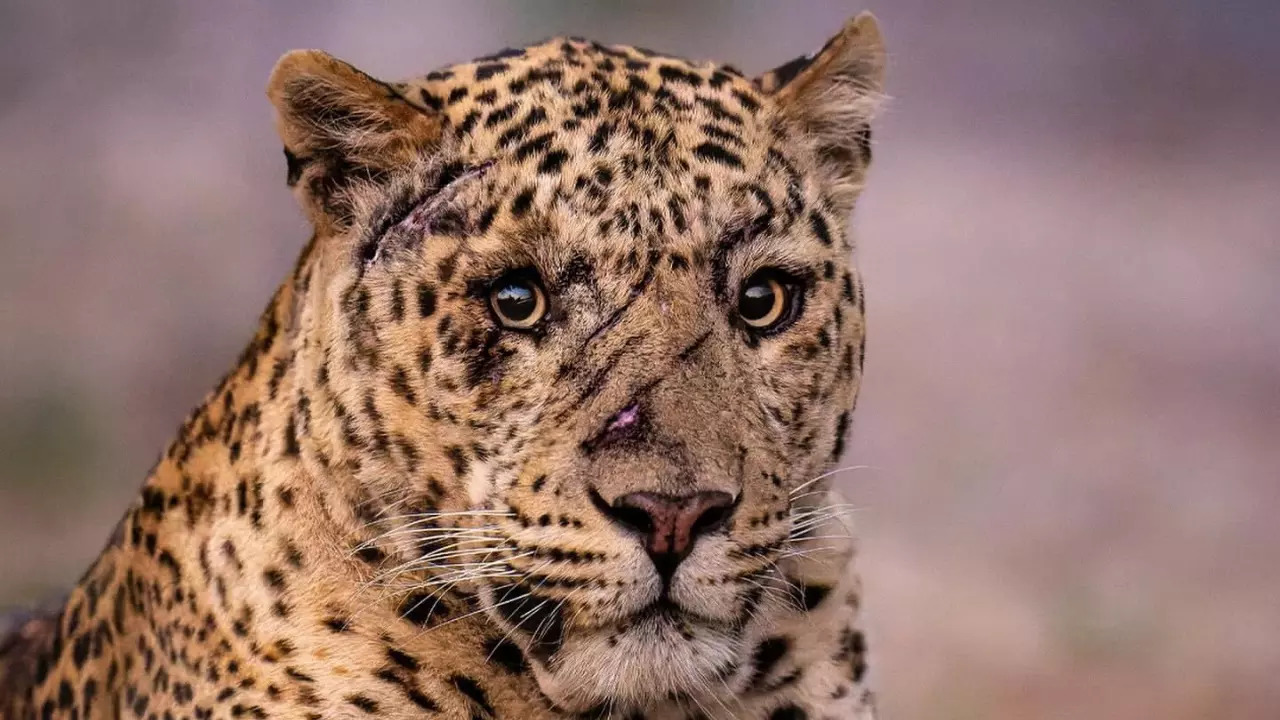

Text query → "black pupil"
[496,282,537,320]
[740,281,777,322]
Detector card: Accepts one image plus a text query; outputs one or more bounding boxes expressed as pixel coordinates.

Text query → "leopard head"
[266,13,883,712]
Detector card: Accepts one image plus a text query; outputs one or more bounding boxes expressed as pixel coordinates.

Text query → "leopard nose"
[592,490,737,580]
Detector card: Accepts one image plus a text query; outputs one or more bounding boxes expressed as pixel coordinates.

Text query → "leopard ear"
[267,50,443,228]
[757,13,886,212]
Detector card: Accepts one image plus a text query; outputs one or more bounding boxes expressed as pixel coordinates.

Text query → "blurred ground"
[2,1,1278,718]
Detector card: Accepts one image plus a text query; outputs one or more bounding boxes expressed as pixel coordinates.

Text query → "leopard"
[0,11,886,720]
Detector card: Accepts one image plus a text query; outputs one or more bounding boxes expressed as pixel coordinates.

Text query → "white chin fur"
[535,614,741,712]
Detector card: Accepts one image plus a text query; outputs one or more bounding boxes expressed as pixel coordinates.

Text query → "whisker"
[351,528,503,553]
[789,465,878,497]
[412,584,537,640]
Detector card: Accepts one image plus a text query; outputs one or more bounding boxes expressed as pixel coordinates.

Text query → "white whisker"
[789,464,877,497]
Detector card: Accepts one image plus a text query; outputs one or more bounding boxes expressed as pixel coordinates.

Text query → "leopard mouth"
[625,596,735,636]
[630,598,684,626]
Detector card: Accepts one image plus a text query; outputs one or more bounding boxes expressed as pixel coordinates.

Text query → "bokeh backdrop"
[2,1,1278,718]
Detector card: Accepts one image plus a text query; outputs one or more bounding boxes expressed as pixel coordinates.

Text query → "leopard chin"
[531,608,745,712]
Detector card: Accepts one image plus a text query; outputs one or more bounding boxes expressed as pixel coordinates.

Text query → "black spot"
[658,65,703,86]
[769,704,806,720]
[511,188,535,218]
[809,211,833,246]
[497,121,531,148]
[476,47,525,62]
[732,89,762,112]
[81,679,97,716]
[72,631,92,668]
[347,694,379,713]
[475,62,509,80]
[355,545,385,565]
[407,689,440,711]
[283,415,301,457]
[577,703,611,720]
[709,69,733,88]
[483,636,528,674]
[387,647,419,671]
[438,254,458,283]
[283,148,305,186]
[831,411,850,461]
[749,636,790,687]
[448,86,469,104]
[475,88,498,105]
[476,205,498,234]
[841,272,856,304]
[855,124,873,164]
[693,142,743,168]
[399,593,447,627]
[837,627,869,681]
[451,675,495,717]
[515,132,554,161]
[57,680,73,709]
[588,121,614,153]
[390,366,416,405]
[528,67,563,85]
[573,96,602,119]
[701,123,742,146]
[485,101,519,128]
[491,585,564,660]
[802,583,832,611]
[262,568,286,593]
[418,89,443,111]
[538,149,569,174]
[443,445,469,478]
[458,109,481,134]
[698,97,743,126]
[417,283,437,317]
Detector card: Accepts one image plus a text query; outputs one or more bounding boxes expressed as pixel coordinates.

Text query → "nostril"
[589,487,654,534]
[690,502,734,536]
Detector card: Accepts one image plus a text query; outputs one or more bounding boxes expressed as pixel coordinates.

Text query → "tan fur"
[2,13,885,720]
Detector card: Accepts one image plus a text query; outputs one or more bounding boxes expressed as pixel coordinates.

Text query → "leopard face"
[266,16,883,712]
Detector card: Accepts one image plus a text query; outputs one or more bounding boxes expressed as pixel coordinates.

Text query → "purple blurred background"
[2,1,1278,717]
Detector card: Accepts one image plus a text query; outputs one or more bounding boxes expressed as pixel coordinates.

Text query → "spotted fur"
[1,13,886,720]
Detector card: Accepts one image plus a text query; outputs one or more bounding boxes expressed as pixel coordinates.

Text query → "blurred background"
[2,1,1277,717]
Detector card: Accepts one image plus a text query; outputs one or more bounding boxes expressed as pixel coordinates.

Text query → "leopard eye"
[738,271,791,331]
[490,273,548,329]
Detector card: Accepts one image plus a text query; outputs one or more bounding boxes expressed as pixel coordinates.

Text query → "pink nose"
[594,490,737,579]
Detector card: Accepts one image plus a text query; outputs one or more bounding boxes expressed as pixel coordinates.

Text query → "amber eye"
[489,273,548,329]
[738,271,791,330]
